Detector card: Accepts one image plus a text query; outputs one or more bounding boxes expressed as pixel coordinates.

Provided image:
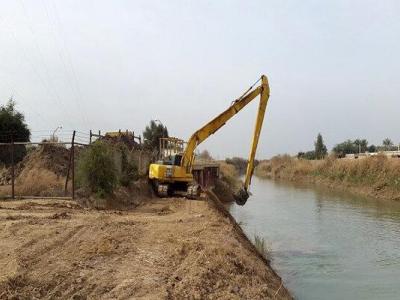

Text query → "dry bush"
[212,161,242,203]
[256,154,400,197]
[256,155,316,180]
[254,160,272,178]
[15,168,64,196]
[316,155,400,191]
[219,161,240,188]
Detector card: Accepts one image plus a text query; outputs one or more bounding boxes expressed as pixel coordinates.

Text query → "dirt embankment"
[256,155,400,201]
[0,197,291,299]
[0,144,71,197]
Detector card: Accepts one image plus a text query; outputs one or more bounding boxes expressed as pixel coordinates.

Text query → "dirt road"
[0,197,290,299]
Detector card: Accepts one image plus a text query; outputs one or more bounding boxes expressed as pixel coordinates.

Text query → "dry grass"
[314,155,400,191]
[15,168,65,196]
[212,161,242,202]
[219,161,240,188]
[255,155,319,180]
[255,155,400,200]
[253,234,270,260]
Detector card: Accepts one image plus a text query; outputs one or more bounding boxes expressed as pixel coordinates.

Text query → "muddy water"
[228,177,400,300]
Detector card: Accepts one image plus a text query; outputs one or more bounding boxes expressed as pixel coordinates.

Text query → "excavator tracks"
[186,184,201,199]
[156,183,169,197]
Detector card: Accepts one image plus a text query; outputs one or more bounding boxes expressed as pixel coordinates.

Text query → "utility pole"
[11,135,14,200]
[71,131,76,200]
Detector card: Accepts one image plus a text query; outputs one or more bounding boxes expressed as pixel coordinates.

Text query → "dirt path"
[0,198,290,299]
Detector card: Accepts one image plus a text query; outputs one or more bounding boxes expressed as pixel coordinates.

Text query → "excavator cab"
[157,154,182,166]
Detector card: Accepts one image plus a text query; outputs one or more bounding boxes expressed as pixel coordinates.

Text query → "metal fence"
[0,129,150,201]
[0,130,89,200]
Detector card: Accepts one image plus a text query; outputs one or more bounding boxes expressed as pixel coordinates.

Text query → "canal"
[228,177,400,300]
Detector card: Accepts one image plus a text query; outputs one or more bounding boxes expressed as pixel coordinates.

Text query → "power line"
[4,21,75,129]
[42,0,89,128]
[50,0,90,128]
[17,0,76,126]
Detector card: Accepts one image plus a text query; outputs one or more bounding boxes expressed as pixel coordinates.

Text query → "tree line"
[298,134,399,160]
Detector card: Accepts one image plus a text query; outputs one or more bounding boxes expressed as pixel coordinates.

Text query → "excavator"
[148,75,270,205]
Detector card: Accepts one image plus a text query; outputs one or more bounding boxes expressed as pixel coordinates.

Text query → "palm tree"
[382,138,394,151]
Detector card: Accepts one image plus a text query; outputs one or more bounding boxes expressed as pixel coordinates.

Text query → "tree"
[367,144,377,153]
[333,138,370,157]
[143,120,168,151]
[354,139,368,153]
[0,99,30,165]
[314,133,327,159]
[198,149,213,160]
[298,150,318,160]
[225,157,249,174]
[382,138,393,151]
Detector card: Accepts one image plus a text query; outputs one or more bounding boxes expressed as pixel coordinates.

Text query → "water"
[228,177,400,300]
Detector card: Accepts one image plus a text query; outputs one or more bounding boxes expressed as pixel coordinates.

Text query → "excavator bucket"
[233,188,250,206]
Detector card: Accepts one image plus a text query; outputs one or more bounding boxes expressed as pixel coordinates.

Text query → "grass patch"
[16,168,64,196]
[254,234,270,260]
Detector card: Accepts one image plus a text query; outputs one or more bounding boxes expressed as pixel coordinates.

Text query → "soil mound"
[0,145,70,196]
[0,144,70,185]
[18,144,70,178]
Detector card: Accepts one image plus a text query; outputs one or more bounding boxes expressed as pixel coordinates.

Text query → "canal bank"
[229,176,400,300]
[255,155,400,202]
[0,196,291,299]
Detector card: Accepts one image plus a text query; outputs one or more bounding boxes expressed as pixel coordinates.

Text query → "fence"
[0,129,152,200]
[0,130,90,200]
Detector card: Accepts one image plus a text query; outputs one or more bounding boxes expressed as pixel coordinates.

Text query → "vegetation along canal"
[229,176,400,300]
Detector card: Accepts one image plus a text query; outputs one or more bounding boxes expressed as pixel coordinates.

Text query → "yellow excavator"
[148,75,270,205]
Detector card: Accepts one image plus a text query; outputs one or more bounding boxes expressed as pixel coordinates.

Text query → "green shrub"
[111,143,139,187]
[77,141,117,197]
[119,145,139,186]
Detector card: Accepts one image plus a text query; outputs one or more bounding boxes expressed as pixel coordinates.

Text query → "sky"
[0,0,399,158]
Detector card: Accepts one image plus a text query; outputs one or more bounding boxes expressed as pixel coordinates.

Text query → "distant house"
[345,151,400,159]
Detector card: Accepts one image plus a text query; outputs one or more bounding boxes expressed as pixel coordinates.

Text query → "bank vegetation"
[255,155,400,201]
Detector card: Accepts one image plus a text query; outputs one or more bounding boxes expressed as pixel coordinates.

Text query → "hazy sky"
[0,0,399,158]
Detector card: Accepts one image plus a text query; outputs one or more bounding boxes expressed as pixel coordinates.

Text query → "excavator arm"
[180,75,270,205]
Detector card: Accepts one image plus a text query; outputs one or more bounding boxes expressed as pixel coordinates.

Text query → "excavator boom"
[148,75,270,205]
[181,75,270,204]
